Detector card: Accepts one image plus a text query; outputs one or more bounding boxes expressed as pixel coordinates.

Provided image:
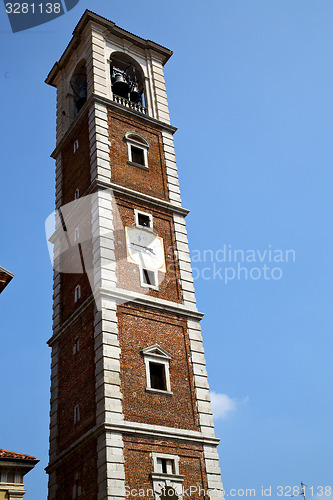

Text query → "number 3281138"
[5,3,62,14]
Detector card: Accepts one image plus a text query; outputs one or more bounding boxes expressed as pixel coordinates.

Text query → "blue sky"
[0,1,333,498]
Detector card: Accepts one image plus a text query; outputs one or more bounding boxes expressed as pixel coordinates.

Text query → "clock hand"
[131,243,156,254]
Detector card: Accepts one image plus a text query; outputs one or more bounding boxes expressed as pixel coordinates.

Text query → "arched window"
[124,132,150,169]
[110,52,145,107]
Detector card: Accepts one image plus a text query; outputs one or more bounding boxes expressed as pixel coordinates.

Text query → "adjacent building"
[1,272,38,498]
[0,266,14,294]
[0,450,38,499]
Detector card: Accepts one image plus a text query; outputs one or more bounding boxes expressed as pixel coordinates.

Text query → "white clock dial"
[125,227,165,271]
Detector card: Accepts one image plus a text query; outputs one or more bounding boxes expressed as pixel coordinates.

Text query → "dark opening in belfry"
[110,52,145,106]
[70,60,87,115]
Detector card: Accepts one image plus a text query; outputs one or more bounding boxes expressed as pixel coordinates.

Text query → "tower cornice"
[92,180,189,217]
[50,94,177,160]
[48,291,204,347]
[46,421,220,473]
[45,10,173,88]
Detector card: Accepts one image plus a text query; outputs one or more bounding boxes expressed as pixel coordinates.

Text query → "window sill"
[151,473,184,482]
[140,283,159,291]
[127,160,150,171]
[146,387,173,396]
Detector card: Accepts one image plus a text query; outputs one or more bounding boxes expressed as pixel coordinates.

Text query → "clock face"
[125,227,166,272]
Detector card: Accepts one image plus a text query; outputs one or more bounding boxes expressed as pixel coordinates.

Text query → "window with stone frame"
[125,132,149,169]
[135,209,153,230]
[151,453,184,500]
[142,345,172,394]
[140,267,158,289]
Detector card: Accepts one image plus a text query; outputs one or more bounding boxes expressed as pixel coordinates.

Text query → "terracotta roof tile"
[0,449,36,460]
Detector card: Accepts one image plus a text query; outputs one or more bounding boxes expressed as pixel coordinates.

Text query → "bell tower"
[46,10,224,500]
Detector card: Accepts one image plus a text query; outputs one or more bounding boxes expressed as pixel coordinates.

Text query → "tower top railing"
[112,94,147,115]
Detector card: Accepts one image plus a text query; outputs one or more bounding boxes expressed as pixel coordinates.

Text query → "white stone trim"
[90,27,108,98]
[97,431,126,500]
[88,101,126,499]
[49,281,205,344]
[89,102,111,184]
[172,213,197,309]
[203,445,224,498]
[162,130,182,207]
[160,129,198,309]
[125,131,149,148]
[106,181,189,217]
[187,318,224,497]
[98,287,203,320]
[105,421,219,446]
[150,56,170,125]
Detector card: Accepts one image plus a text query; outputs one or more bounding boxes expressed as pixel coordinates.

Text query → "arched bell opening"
[110,52,145,106]
[70,60,87,116]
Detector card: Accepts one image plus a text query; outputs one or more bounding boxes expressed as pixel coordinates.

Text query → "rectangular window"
[73,474,81,499]
[74,140,79,153]
[134,209,153,229]
[142,268,156,287]
[156,457,175,475]
[74,189,80,200]
[74,227,79,242]
[138,213,151,227]
[131,145,145,165]
[125,133,149,169]
[143,346,172,394]
[149,362,167,391]
[74,405,80,424]
[74,285,81,302]
[151,453,182,500]
[73,338,79,355]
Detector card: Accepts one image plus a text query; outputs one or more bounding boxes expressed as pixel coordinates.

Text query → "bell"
[74,81,87,113]
[130,82,141,103]
[78,81,87,99]
[112,73,129,98]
